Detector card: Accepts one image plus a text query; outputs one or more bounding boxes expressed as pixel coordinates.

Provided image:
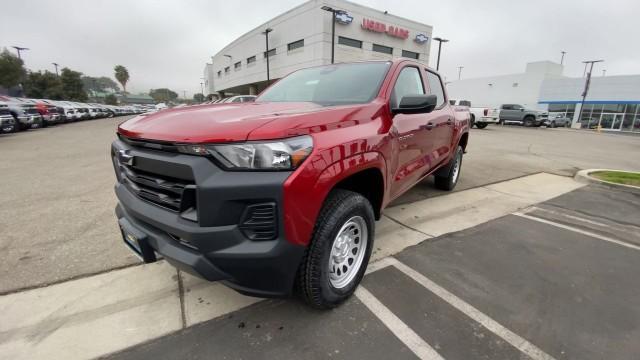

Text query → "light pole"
[262,28,273,84]
[577,59,604,127]
[52,62,59,76]
[321,6,345,64]
[457,66,464,80]
[433,37,449,71]
[560,51,566,65]
[12,46,29,60]
[200,82,204,95]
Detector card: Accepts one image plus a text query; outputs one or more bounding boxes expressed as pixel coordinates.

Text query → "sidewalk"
[0,173,584,360]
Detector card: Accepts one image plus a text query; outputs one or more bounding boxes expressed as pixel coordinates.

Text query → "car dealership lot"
[105,184,640,360]
[0,120,638,294]
[0,118,638,359]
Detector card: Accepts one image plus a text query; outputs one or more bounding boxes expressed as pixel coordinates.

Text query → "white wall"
[206,0,433,94]
[540,74,640,102]
[446,61,565,109]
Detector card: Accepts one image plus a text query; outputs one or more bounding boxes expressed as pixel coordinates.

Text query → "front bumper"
[112,139,306,297]
[0,115,16,132]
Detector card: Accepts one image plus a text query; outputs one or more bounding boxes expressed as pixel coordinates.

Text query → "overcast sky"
[2,0,638,97]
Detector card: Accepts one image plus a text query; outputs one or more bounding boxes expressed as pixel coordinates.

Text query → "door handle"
[447,118,453,125]
[420,123,434,130]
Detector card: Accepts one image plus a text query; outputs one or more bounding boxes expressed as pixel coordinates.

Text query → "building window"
[224,67,230,74]
[288,39,304,51]
[401,50,419,59]
[217,71,221,77]
[234,61,241,70]
[263,48,276,58]
[247,56,256,64]
[372,44,393,55]
[338,36,362,49]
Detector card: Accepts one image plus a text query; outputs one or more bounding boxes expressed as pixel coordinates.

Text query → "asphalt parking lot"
[1,119,638,294]
[106,184,640,360]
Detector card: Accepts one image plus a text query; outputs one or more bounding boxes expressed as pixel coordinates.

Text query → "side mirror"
[520,108,524,111]
[392,94,438,115]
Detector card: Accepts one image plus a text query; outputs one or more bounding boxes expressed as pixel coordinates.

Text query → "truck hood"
[117,102,326,143]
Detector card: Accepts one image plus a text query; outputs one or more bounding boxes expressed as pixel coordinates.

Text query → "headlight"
[177,135,313,170]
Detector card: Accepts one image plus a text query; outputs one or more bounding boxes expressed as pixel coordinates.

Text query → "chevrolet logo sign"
[335,12,353,25]
[414,34,429,44]
[118,149,134,166]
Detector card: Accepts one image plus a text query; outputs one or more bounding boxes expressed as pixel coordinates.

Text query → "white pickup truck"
[449,100,499,129]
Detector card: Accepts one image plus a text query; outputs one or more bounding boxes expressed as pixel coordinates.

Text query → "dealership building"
[447,61,640,132]
[203,0,433,98]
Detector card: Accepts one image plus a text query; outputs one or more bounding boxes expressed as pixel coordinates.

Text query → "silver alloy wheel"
[328,216,368,289]
[451,150,461,184]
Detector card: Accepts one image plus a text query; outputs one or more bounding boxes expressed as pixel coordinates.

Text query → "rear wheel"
[434,145,463,191]
[469,115,475,128]
[297,189,375,309]
[475,122,488,129]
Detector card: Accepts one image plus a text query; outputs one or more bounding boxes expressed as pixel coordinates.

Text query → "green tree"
[0,48,27,89]
[81,76,120,92]
[149,88,178,103]
[114,65,129,94]
[105,94,118,105]
[193,93,205,103]
[60,68,88,101]
[24,70,64,99]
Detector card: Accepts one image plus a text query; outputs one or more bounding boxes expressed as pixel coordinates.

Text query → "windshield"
[257,62,391,106]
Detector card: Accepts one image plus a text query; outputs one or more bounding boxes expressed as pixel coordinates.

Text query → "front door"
[599,113,623,130]
[389,65,434,198]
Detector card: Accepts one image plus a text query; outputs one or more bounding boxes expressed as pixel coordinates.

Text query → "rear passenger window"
[426,71,445,108]
[391,67,424,109]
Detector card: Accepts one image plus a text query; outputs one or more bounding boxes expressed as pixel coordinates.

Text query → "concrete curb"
[574,169,640,194]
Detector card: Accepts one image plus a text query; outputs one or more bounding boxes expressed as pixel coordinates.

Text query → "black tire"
[297,189,375,309]
[1,120,16,134]
[523,116,535,127]
[475,122,488,129]
[434,145,463,191]
[470,114,475,128]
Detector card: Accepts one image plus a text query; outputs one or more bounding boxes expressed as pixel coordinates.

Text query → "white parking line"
[387,258,557,360]
[513,212,640,252]
[355,286,445,360]
[527,206,612,228]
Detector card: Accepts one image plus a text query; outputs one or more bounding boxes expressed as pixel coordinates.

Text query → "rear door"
[388,65,434,198]
[501,104,515,120]
[424,69,454,168]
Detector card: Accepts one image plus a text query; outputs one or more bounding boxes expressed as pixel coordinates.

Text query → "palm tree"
[114,65,129,94]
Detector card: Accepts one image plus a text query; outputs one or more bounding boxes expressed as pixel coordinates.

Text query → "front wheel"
[475,122,488,129]
[434,145,463,191]
[297,189,375,309]
[469,115,475,128]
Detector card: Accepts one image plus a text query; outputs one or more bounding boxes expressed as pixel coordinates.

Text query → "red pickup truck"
[112,59,469,308]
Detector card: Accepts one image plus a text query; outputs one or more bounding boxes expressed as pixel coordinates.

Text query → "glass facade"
[546,102,640,132]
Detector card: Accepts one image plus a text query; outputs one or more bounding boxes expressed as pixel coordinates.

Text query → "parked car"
[544,113,572,128]
[0,98,43,130]
[112,59,469,308]
[499,104,547,127]
[450,99,499,129]
[0,103,18,133]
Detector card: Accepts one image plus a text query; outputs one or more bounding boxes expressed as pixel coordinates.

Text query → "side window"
[502,104,511,110]
[425,71,445,108]
[391,67,424,109]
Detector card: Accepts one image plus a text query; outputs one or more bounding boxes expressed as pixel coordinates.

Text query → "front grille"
[116,158,196,214]
[239,203,277,241]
